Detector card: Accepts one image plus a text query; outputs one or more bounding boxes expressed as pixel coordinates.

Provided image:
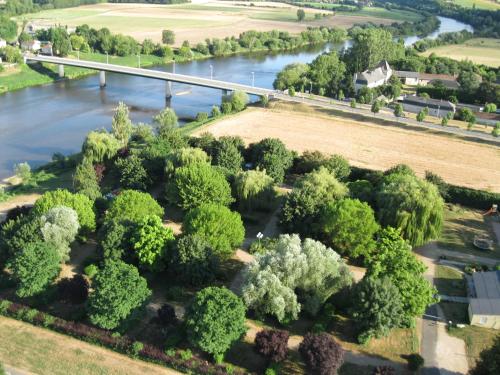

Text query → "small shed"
[0,39,6,48]
[469,271,500,329]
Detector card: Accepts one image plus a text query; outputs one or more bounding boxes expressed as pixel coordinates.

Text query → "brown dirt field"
[27,2,396,45]
[197,105,500,192]
[0,316,179,375]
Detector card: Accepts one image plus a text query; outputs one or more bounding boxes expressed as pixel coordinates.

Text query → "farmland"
[196,102,500,192]
[17,1,417,45]
[450,0,500,10]
[420,38,500,67]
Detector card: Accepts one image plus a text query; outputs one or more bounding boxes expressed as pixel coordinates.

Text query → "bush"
[318,198,379,259]
[84,264,98,278]
[82,131,120,163]
[224,91,249,112]
[58,274,89,304]
[14,162,31,184]
[447,184,500,210]
[406,353,424,371]
[348,180,374,206]
[221,102,233,114]
[162,29,175,44]
[32,189,96,234]
[196,112,209,122]
[131,215,174,272]
[168,163,234,210]
[470,335,500,375]
[299,333,344,375]
[294,151,350,181]
[105,190,164,223]
[183,204,244,258]
[170,234,218,286]
[158,303,177,326]
[250,138,294,183]
[129,341,144,358]
[8,242,61,298]
[165,147,210,179]
[211,106,221,117]
[0,214,43,266]
[88,260,151,330]
[234,170,276,212]
[254,329,289,363]
[185,287,247,359]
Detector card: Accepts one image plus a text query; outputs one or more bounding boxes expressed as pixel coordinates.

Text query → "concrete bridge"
[26,55,273,100]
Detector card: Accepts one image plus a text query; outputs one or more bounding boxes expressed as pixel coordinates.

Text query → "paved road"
[27,55,500,145]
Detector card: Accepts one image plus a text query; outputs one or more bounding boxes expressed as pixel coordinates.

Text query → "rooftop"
[402,95,455,109]
[473,271,500,299]
[470,298,500,316]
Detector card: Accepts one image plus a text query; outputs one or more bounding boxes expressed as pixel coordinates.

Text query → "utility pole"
[251,71,255,87]
[106,52,109,64]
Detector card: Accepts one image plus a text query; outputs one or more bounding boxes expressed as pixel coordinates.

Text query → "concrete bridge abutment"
[58,64,64,78]
[99,71,106,88]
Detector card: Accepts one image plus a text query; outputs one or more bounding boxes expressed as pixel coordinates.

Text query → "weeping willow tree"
[234,169,276,212]
[376,172,444,247]
[82,131,121,164]
[165,147,210,178]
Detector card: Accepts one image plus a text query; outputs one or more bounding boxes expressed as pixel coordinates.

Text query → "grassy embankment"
[420,38,500,68]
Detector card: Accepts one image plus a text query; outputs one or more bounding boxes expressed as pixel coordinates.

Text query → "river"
[0,16,473,179]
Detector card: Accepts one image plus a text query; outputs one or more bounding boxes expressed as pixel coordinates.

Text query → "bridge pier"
[165,81,173,100]
[99,71,106,88]
[58,64,64,78]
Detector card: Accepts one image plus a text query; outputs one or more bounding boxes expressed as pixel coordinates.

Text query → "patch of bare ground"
[197,104,500,192]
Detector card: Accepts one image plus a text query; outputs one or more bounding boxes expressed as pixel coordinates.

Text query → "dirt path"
[0,316,179,375]
[0,194,40,223]
[415,243,469,375]
[198,106,500,192]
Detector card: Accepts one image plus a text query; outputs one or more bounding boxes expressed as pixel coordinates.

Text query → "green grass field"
[299,2,422,21]
[435,265,466,297]
[448,324,498,368]
[438,204,500,259]
[451,0,500,10]
[421,38,500,67]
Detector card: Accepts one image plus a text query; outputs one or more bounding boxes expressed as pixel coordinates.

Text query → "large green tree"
[183,204,244,258]
[308,51,346,96]
[376,172,444,247]
[318,198,379,259]
[251,138,294,183]
[105,190,164,223]
[280,167,347,237]
[8,242,61,298]
[234,169,276,212]
[273,63,309,91]
[82,131,120,164]
[351,276,405,343]
[365,227,438,326]
[111,102,133,146]
[185,287,247,360]
[40,206,80,262]
[344,28,404,73]
[168,162,233,210]
[131,215,174,272]
[241,234,352,323]
[88,260,151,329]
[32,189,96,234]
[73,159,101,201]
[470,335,500,375]
[0,16,17,42]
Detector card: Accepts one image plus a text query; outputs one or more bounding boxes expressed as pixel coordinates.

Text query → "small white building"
[21,40,41,52]
[0,39,6,48]
[353,60,393,92]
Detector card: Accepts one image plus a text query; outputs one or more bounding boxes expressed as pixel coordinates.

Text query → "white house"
[353,60,393,92]
[21,40,41,52]
[0,39,6,48]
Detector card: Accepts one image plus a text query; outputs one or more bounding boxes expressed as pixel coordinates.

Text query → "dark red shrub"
[299,333,344,375]
[94,164,106,183]
[158,303,177,326]
[255,329,289,363]
[57,275,89,304]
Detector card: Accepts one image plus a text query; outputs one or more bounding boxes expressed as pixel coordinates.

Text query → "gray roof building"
[469,271,500,329]
[402,95,455,111]
[472,271,500,299]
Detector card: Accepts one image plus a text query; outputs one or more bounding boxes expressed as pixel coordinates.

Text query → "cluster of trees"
[1,0,103,16]
[274,27,405,99]
[413,30,474,52]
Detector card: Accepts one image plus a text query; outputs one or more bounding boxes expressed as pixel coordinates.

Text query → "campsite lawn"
[420,38,500,67]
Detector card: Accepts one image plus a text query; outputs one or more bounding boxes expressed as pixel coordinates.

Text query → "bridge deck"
[27,55,273,96]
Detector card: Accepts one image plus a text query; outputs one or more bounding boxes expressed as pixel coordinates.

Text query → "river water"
[0,16,472,179]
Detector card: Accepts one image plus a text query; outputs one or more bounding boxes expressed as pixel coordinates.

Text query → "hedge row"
[349,166,499,210]
[0,299,245,375]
